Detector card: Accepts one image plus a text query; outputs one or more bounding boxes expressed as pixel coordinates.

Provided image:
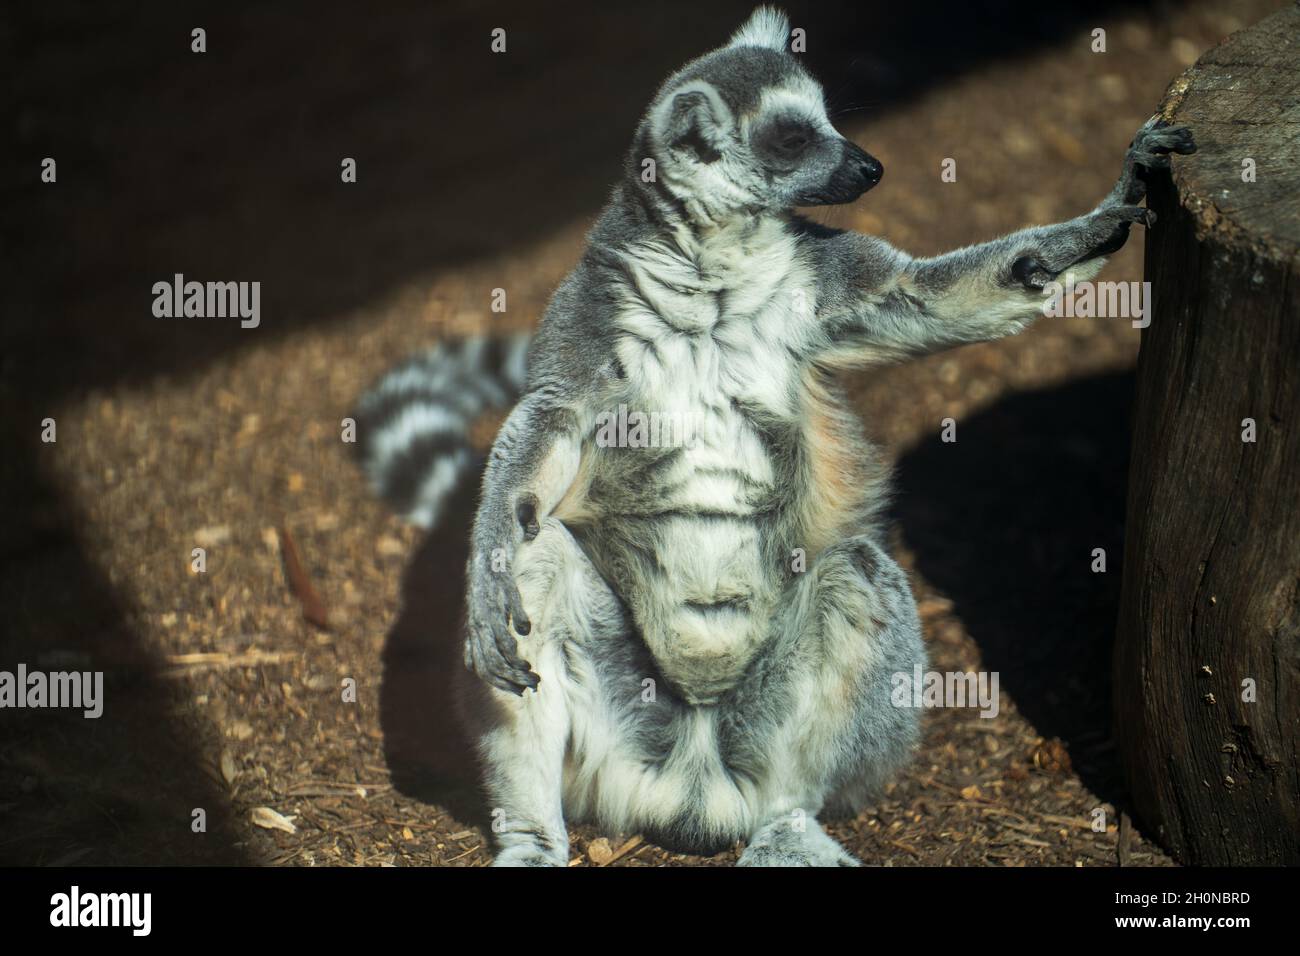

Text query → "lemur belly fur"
[556,216,886,706]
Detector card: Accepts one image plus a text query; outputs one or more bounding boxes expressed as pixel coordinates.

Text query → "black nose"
[841,140,883,191]
[859,156,883,186]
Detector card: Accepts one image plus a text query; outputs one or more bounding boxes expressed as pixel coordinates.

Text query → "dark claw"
[503,664,540,695]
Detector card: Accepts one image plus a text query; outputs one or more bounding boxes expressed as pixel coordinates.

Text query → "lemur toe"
[1148,124,1195,155]
[1132,123,1196,166]
[1115,204,1155,227]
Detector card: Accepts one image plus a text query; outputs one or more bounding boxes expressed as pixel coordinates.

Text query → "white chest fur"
[599,217,818,702]
[612,218,817,414]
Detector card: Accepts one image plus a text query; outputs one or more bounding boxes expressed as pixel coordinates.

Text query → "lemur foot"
[492,844,567,867]
[738,818,862,867]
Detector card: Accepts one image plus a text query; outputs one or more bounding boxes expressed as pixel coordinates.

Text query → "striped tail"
[353,333,531,529]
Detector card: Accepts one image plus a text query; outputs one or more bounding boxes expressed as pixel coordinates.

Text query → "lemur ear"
[728,6,790,52]
[652,81,734,163]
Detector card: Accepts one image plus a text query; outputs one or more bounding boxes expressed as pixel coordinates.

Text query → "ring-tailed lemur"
[355,6,1194,865]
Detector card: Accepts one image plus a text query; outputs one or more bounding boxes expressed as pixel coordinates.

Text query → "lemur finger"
[482,659,528,696]
[1130,125,1196,179]
[1112,121,1195,205]
[1068,204,1155,266]
[505,586,532,637]
[465,618,523,694]
[1113,204,1155,227]
[493,632,535,687]
[466,635,513,694]
[491,616,540,691]
[493,665,539,695]
[1168,127,1196,155]
[1129,115,1167,147]
[1137,123,1196,156]
[1093,204,1153,228]
[480,630,534,695]
[467,628,495,679]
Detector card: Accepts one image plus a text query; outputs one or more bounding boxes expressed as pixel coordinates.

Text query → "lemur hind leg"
[457,517,630,867]
[723,535,926,866]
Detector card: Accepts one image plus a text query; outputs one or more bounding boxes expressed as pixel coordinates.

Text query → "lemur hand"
[1009,118,1194,292]
[1011,205,1154,290]
[1109,116,1197,207]
[464,541,539,695]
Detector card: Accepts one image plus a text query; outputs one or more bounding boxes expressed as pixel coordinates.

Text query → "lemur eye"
[763,121,815,161]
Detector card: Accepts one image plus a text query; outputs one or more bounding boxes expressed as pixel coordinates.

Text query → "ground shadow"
[894,369,1135,803]
[0,442,251,865]
[378,480,488,828]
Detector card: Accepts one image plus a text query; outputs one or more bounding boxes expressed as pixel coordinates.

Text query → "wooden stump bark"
[1114,5,1300,865]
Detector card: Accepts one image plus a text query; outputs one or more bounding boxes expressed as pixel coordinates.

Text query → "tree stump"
[1114,5,1300,865]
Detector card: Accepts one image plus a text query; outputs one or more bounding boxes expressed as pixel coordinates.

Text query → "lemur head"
[635,6,882,226]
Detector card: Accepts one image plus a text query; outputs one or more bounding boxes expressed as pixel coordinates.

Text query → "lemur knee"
[818,536,907,606]
[845,537,885,581]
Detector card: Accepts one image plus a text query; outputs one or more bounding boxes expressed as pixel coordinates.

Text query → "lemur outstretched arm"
[811,118,1194,364]
[466,387,585,694]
